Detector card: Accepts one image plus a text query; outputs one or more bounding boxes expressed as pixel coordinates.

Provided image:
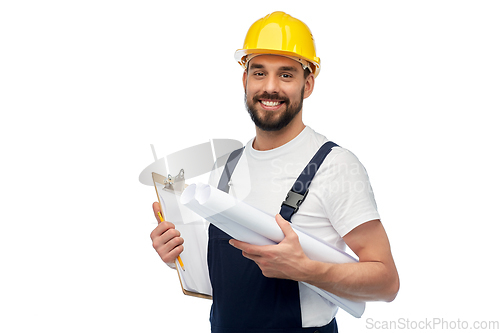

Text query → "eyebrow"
[249,63,264,70]
[248,63,299,72]
[278,66,298,72]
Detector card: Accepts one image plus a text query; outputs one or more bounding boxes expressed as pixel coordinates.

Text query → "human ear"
[242,70,248,90]
[303,74,315,99]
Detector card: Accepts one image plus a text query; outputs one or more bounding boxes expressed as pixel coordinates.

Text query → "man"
[150,11,399,332]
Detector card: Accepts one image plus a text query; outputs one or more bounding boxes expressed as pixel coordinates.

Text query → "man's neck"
[252,116,306,151]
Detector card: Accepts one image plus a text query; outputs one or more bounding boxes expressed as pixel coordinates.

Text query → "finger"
[154,230,184,257]
[159,234,184,253]
[241,251,260,262]
[228,239,245,250]
[150,222,167,241]
[158,227,181,245]
[150,220,175,240]
[159,243,184,264]
[230,239,263,256]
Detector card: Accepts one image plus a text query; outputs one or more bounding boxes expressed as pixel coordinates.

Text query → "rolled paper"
[180,183,365,318]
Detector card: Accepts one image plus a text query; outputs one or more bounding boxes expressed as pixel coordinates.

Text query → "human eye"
[280,73,293,79]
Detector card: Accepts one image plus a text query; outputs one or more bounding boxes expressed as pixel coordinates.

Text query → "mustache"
[252,92,290,105]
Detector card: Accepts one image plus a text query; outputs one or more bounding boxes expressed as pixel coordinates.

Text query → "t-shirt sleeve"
[319,149,380,237]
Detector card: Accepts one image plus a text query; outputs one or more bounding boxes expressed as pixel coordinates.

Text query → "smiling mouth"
[261,100,282,106]
[259,99,285,110]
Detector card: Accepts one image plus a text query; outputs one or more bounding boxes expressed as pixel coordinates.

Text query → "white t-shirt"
[208,126,380,327]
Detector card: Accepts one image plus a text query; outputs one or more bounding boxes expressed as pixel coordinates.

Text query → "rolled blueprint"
[180,183,366,318]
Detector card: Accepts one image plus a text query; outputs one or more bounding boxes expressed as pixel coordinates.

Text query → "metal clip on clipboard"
[162,169,185,193]
[152,169,186,194]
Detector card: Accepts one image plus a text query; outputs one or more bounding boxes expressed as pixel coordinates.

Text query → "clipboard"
[152,171,212,300]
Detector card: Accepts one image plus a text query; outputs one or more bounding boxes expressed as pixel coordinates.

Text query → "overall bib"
[208,142,339,333]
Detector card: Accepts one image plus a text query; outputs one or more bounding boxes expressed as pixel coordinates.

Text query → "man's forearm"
[229,217,400,303]
[303,260,399,302]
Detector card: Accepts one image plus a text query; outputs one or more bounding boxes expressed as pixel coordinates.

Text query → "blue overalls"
[208,142,339,333]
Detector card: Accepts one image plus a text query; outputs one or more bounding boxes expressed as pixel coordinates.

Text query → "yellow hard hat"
[235,11,321,77]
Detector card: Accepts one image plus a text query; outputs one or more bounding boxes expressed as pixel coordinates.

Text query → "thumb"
[153,202,163,225]
[275,214,293,235]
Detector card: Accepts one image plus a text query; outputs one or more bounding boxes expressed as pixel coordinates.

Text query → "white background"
[1,1,499,332]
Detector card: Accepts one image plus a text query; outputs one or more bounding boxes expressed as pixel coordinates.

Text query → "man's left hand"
[229,214,312,281]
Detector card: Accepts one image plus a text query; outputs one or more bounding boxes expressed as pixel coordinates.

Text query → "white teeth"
[261,101,281,107]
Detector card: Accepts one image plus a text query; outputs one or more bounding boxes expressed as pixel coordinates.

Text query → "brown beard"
[244,87,304,132]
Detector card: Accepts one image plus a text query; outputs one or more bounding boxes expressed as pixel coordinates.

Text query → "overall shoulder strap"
[217,147,245,193]
[280,141,339,222]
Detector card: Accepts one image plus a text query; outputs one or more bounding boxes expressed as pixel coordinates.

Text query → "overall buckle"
[282,189,309,213]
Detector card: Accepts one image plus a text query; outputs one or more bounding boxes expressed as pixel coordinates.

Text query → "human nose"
[263,75,280,94]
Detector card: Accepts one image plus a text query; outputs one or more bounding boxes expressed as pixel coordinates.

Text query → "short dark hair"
[303,67,311,79]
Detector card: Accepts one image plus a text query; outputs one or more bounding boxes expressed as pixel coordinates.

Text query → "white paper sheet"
[180,183,366,318]
[155,183,212,296]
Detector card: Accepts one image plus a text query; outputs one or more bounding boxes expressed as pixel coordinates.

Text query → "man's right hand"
[150,202,184,265]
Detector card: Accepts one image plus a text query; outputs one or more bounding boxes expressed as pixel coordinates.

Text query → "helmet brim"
[234,48,321,78]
